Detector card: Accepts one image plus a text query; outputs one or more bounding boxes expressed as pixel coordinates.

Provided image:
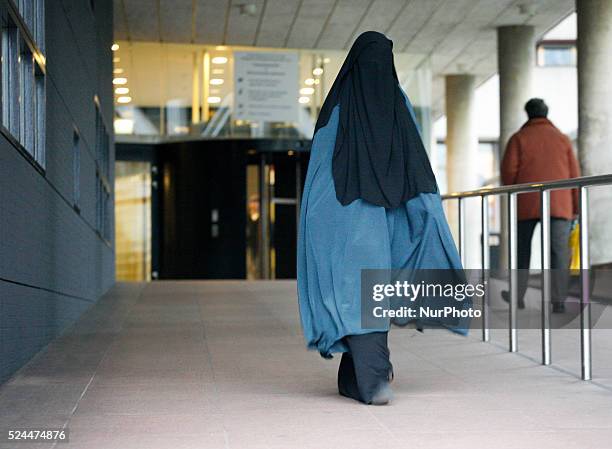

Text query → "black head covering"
[315,31,438,209]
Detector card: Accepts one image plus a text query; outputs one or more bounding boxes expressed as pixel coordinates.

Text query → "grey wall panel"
[0,144,107,299]
[44,82,81,206]
[0,280,94,384]
[96,0,115,129]
[0,0,115,384]
[46,2,97,155]
[79,147,99,229]
[60,0,98,81]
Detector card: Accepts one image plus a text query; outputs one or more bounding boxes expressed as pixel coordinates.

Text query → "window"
[96,175,111,242]
[94,101,112,242]
[73,130,80,209]
[96,174,102,232]
[17,1,44,48]
[2,20,19,137]
[1,1,46,166]
[20,41,35,151]
[537,43,577,67]
[95,104,110,179]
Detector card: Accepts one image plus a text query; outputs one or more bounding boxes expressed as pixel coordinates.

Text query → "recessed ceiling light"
[208,96,222,104]
[115,87,130,95]
[323,57,330,64]
[113,57,120,63]
[113,68,124,74]
[212,68,224,75]
[312,67,323,76]
[299,87,314,95]
[111,43,119,51]
[298,96,310,104]
[304,78,315,86]
[117,96,132,104]
[113,77,128,85]
[314,79,320,85]
[216,46,227,50]
[210,78,224,85]
[212,56,228,64]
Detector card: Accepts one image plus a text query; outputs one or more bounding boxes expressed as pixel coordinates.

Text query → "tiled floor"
[1,281,612,449]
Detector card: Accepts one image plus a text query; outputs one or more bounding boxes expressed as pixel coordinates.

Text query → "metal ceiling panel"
[315,0,372,49]
[285,0,337,49]
[224,0,266,45]
[122,0,159,41]
[385,0,444,53]
[194,0,229,44]
[403,0,476,54]
[160,0,192,42]
[113,0,576,120]
[255,0,301,47]
[114,0,129,40]
[431,0,515,73]
[345,0,408,48]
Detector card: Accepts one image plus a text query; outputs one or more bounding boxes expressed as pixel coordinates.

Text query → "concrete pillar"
[498,25,535,158]
[577,0,612,266]
[497,25,535,269]
[445,75,479,268]
[446,75,478,193]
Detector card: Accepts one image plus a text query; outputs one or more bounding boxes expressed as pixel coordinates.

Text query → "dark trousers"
[337,332,391,404]
[517,218,572,305]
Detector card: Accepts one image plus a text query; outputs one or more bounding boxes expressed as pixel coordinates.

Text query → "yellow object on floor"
[569,222,581,271]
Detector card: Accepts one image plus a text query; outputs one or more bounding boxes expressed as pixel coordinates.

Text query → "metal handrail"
[441,173,612,381]
[442,173,612,199]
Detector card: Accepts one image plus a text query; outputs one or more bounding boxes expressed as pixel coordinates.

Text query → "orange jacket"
[501,118,580,220]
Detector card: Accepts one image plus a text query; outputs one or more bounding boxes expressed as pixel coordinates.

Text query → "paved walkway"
[1,281,612,449]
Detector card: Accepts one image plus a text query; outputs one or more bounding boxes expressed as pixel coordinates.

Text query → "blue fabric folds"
[297,104,466,358]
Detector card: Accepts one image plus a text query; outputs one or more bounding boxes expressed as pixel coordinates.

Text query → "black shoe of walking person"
[370,382,394,406]
[501,290,526,309]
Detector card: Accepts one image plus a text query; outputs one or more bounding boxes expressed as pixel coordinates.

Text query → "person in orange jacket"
[501,98,580,313]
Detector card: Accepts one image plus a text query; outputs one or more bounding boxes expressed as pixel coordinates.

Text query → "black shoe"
[370,382,393,406]
[552,303,566,313]
[501,290,525,309]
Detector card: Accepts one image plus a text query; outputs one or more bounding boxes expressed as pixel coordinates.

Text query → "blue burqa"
[297,101,467,358]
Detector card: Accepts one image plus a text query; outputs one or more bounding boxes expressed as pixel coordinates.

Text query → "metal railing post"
[440,174,612,380]
[579,186,592,380]
[540,189,551,365]
[458,197,466,266]
[508,192,518,352]
[481,195,490,342]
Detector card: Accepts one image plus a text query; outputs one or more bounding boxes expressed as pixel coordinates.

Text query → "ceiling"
[114,0,575,116]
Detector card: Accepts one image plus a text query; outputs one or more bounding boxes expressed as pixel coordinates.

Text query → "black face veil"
[314,31,438,209]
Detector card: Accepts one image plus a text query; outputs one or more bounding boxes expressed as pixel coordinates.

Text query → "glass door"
[245,151,302,279]
[114,161,152,281]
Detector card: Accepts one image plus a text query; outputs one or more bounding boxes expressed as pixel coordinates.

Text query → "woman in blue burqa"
[297,31,467,405]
